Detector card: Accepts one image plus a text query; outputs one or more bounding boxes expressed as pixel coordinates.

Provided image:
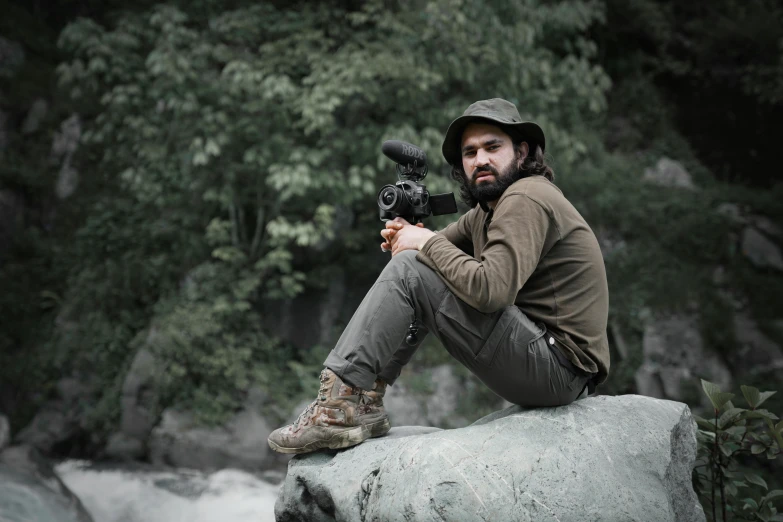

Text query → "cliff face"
[275,395,705,522]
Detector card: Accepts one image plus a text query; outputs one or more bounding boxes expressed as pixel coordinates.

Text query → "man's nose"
[475,149,490,166]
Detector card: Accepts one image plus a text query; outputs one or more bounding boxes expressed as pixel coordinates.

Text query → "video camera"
[377,140,457,224]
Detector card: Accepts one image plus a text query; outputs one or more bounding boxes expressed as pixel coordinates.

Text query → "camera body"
[377,141,457,224]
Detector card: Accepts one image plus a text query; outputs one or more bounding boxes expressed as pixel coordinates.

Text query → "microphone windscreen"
[382,140,427,168]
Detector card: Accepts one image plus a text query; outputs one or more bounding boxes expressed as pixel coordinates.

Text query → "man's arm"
[380,208,475,254]
[416,194,557,313]
[433,209,474,256]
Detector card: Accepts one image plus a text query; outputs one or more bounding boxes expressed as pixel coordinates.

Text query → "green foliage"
[37,0,612,426]
[694,379,783,521]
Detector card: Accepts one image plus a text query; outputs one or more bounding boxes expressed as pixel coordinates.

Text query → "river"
[55,461,280,522]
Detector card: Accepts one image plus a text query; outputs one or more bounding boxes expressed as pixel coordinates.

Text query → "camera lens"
[377,185,401,211]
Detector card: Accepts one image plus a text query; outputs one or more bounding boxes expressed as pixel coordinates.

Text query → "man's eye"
[463,151,475,157]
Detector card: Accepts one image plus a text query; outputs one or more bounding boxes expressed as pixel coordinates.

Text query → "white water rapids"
[54,461,280,522]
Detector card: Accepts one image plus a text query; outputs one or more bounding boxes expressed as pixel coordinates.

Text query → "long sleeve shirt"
[416,176,610,384]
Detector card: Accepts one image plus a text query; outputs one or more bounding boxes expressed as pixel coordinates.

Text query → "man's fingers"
[415,223,424,228]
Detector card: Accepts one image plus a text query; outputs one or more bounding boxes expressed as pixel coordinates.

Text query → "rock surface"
[148,405,278,471]
[105,341,160,460]
[643,157,697,190]
[741,226,783,271]
[0,444,94,522]
[384,365,472,428]
[276,395,705,522]
[0,414,9,450]
[635,314,732,405]
[16,378,93,454]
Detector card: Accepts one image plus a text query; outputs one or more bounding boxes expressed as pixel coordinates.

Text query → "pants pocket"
[476,306,546,367]
[435,292,499,360]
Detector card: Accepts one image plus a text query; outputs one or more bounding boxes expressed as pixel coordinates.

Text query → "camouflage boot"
[267,369,391,454]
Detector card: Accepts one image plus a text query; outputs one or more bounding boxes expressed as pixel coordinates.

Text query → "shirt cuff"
[418,233,446,256]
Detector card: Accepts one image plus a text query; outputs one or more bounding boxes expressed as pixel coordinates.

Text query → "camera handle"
[405,320,419,346]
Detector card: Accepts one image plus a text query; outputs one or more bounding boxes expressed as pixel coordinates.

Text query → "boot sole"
[268,418,391,455]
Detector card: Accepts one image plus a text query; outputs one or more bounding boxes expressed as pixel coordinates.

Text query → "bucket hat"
[441,98,545,166]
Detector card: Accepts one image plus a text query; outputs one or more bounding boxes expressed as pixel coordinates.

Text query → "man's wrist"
[417,232,437,251]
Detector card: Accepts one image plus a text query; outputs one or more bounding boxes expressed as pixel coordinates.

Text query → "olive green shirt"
[416,176,610,384]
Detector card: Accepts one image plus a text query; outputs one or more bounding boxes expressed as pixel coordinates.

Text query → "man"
[268,98,610,455]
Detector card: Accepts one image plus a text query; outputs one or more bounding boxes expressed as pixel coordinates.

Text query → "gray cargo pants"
[324,251,590,407]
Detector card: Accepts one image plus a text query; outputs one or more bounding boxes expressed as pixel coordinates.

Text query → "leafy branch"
[694,379,783,521]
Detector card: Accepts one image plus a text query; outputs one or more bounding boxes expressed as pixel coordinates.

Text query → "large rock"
[731,312,783,378]
[21,99,48,135]
[741,227,783,271]
[635,314,731,404]
[384,365,471,428]
[643,157,697,190]
[16,378,93,455]
[105,338,160,460]
[50,114,81,200]
[276,395,704,522]
[148,403,279,471]
[0,444,94,522]
[0,414,9,450]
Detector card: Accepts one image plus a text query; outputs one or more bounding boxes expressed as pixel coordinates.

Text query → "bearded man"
[268,98,610,455]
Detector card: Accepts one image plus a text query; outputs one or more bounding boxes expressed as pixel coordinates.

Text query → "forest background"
[1,0,782,501]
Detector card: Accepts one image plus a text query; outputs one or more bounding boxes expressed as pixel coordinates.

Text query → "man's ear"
[517,141,529,165]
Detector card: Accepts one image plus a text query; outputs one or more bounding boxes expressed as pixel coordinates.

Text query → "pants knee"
[381,250,420,277]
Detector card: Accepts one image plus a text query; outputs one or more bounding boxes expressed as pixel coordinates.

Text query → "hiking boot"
[267,369,391,454]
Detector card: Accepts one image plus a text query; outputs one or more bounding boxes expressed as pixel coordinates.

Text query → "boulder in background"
[0,414,9,451]
[741,227,783,271]
[635,314,732,405]
[0,444,94,522]
[105,331,161,460]
[16,378,93,455]
[643,157,697,190]
[148,403,280,472]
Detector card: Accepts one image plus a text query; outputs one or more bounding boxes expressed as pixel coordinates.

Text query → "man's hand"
[380,217,437,256]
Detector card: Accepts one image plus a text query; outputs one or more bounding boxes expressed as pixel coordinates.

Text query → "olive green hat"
[441,98,546,166]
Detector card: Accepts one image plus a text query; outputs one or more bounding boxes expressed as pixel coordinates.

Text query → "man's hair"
[449,139,555,208]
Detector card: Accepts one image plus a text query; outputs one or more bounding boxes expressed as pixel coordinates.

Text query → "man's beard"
[467,155,525,205]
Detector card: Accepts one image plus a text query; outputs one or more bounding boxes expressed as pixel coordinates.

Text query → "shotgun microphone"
[381,140,427,177]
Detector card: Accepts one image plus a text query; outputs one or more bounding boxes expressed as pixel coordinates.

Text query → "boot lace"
[293,370,331,428]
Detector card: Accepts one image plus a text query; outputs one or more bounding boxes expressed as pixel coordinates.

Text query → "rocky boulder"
[16,377,93,455]
[635,314,732,405]
[741,227,783,272]
[0,444,94,522]
[276,395,705,522]
[105,341,160,460]
[643,157,697,190]
[148,399,284,472]
[0,414,9,450]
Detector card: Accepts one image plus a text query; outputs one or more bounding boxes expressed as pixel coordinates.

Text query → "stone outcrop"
[148,400,282,472]
[50,114,81,200]
[0,414,9,450]
[384,365,473,428]
[741,226,783,271]
[16,377,93,455]
[276,395,705,522]
[635,314,732,405]
[643,157,697,190]
[0,444,94,522]
[105,334,161,460]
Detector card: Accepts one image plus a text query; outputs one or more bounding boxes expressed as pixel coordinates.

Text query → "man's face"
[460,123,529,205]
